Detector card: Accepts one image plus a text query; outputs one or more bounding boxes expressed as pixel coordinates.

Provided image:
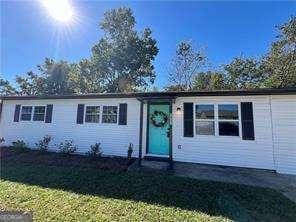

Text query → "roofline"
[1,88,296,101]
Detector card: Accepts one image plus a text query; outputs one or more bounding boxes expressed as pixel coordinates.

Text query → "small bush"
[127,143,133,163]
[87,142,102,158]
[59,140,77,154]
[11,140,29,152]
[0,137,5,145]
[36,135,52,152]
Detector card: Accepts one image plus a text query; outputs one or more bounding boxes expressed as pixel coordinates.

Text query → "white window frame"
[85,106,100,123]
[101,105,118,124]
[20,106,33,121]
[195,103,215,136]
[194,103,241,138]
[33,106,46,122]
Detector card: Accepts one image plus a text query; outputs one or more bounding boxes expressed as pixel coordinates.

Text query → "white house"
[0,89,295,175]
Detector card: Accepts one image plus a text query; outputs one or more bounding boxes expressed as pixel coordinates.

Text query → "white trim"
[194,103,241,138]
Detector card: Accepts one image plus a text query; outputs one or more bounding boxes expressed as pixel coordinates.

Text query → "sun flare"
[42,0,74,23]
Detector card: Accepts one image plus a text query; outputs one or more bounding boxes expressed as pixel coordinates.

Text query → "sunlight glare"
[42,0,74,23]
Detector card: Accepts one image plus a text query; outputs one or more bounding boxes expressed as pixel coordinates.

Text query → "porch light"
[176,107,181,114]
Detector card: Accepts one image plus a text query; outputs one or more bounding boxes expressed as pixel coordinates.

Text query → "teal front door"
[147,103,170,155]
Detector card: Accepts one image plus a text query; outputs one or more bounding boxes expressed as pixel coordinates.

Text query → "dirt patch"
[1,147,134,171]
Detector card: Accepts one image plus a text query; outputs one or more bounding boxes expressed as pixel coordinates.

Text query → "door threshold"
[145,154,169,158]
[144,154,170,162]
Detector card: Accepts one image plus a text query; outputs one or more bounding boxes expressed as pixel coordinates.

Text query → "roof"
[1,88,296,101]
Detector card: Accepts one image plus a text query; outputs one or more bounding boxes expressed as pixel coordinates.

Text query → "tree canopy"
[1,11,295,96]
[167,16,296,91]
[2,7,158,96]
[167,41,206,91]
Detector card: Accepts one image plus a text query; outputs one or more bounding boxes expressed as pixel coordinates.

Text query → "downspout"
[138,99,144,166]
[269,95,277,171]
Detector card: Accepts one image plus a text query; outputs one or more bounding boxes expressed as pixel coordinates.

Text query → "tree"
[224,57,265,89]
[91,7,158,93]
[192,71,226,90]
[68,59,104,94]
[16,58,74,95]
[38,58,74,95]
[262,16,296,88]
[0,77,17,96]
[15,71,45,95]
[167,41,206,91]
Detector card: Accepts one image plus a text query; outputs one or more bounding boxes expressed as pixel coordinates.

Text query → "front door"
[147,103,170,155]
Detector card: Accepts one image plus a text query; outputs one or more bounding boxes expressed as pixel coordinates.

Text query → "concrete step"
[141,160,170,171]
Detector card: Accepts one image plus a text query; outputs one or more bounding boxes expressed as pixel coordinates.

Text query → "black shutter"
[14,104,21,122]
[241,102,255,140]
[76,104,85,124]
[45,104,53,123]
[183,103,194,137]
[119,103,127,125]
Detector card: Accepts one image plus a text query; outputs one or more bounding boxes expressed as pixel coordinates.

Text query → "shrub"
[0,137,4,145]
[35,135,52,152]
[11,140,29,152]
[59,140,77,154]
[87,142,102,158]
[127,143,133,162]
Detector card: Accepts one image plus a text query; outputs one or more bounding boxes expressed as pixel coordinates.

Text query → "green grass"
[1,162,296,222]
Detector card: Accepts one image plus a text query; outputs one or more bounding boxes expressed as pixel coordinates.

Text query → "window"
[218,104,239,136]
[85,106,100,123]
[102,106,117,123]
[195,104,215,135]
[21,106,32,121]
[33,106,46,121]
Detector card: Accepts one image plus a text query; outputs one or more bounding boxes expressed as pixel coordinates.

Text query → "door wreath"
[150,110,168,127]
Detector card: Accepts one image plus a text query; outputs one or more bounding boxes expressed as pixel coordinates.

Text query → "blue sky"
[1,1,295,88]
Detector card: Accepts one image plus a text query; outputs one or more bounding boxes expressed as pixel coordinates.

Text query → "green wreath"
[150,110,168,128]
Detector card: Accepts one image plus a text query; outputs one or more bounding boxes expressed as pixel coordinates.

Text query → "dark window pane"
[196,105,214,119]
[21,106,32,121]
[218,105,238,120]
[196,121,215,135]
[33,106,45,121]
[219,121,239,136]
[85,106,100,123]
[102,106,117,123]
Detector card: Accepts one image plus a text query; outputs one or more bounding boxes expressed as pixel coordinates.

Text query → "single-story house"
[0,88,295,175]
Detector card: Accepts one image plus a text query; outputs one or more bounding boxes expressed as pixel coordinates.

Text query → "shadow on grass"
[1,149,296,221]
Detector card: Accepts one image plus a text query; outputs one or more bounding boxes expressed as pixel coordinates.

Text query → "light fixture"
[176,107,181,113]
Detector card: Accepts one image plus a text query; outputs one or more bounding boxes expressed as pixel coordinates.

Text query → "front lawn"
[1,148,295,221]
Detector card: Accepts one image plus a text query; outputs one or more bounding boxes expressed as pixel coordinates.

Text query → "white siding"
[172,96,275,170]
[1,94,295,175]
[0,98,140,157]
[271,95,296,175]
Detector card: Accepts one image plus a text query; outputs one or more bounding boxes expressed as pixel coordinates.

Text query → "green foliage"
[0,77,16,96]
[59,140,77,154]
[15,59,74,96]
[223,57,265,89]
[11,140,29,152]
[11,7,158,95]
[87,142,102,158]
[35,135,52,152]
[91,7,158,92]
[168,41,206,91]
[193,71,226,90]
[15,71,46,95]
[0,137,5,145]
[262,16,296,88]
[127,143,133,161]
[68,59,104,94]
